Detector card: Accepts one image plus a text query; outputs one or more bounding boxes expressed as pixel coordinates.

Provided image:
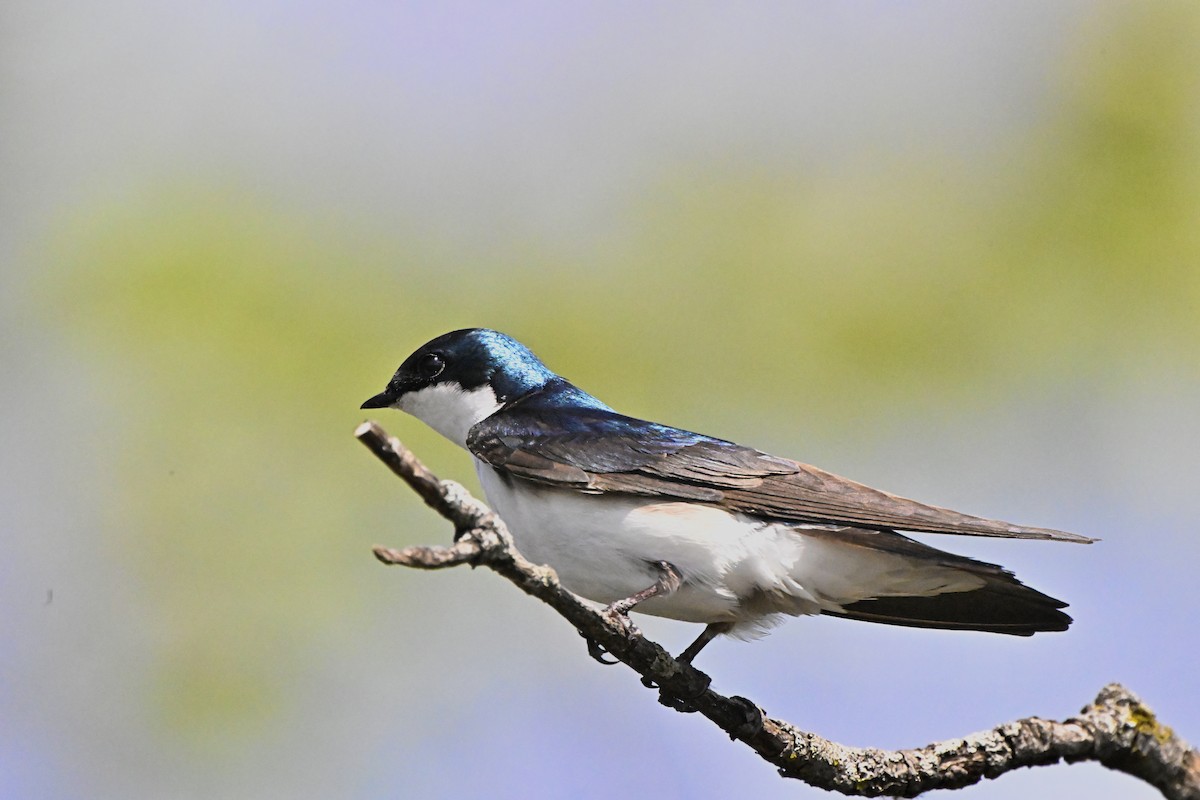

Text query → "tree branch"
[356,420,1199,799]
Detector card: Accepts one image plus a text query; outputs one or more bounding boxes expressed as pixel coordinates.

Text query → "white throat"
[396,382,503,448]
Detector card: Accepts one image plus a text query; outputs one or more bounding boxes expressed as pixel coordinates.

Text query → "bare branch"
[356,420,1199,799]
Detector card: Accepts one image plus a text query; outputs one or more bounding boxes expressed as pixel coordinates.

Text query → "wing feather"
[467,404,1093,544]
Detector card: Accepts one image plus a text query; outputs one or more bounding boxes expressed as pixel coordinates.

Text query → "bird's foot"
[580,631,619,665]
[600,605,642,639]
[642,666,711,713]
[655,689,700,713]
[725,696,764,739]
[580,604,645,666]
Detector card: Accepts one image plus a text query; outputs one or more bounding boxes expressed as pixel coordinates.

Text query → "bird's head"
[361,328,555,446]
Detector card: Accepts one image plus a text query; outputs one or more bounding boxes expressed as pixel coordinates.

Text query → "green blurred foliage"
[50,193,399,743]
[45,1,1198,752]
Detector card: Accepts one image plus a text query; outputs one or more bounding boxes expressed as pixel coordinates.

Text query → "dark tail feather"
[822,575,1072,636]
[806,526,1074,636]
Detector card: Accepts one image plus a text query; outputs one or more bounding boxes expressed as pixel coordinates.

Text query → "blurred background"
[3,2,1198,798]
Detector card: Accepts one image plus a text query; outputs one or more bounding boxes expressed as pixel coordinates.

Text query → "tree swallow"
[362,329,1092,664]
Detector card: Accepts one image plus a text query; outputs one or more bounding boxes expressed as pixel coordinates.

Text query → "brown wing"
[467,405,1094,544]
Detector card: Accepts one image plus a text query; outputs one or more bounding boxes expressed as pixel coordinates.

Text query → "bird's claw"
[581,605,646,665]
[657,692,700,713]
[581,633,620,665]
[726,696,764,739]
[600,607,641,639]
[645,668,711,713]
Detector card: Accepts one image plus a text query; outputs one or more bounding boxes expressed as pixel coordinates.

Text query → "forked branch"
[356,420,1199,799]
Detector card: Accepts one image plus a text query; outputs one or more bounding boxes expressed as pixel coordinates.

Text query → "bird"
[362,328,1093,666]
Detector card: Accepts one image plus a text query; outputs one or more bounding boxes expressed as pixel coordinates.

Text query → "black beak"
[361,391,394,409]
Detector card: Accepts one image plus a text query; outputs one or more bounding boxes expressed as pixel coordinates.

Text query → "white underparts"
[474,460,985,638]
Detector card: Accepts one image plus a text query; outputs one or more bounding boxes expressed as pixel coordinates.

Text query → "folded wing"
[467,401,1094,544]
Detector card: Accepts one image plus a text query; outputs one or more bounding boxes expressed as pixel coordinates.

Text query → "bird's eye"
[418,353,445,380]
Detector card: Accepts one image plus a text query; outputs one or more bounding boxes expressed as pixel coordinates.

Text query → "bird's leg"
[641,621,733,707]
[604,560,683,628]
[643,623,734,714]
[584,560,682,665]
[677,621,732,665]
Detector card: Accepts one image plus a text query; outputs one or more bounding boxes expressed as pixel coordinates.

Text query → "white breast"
[474,459,984,637]
[475,458,818,632]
